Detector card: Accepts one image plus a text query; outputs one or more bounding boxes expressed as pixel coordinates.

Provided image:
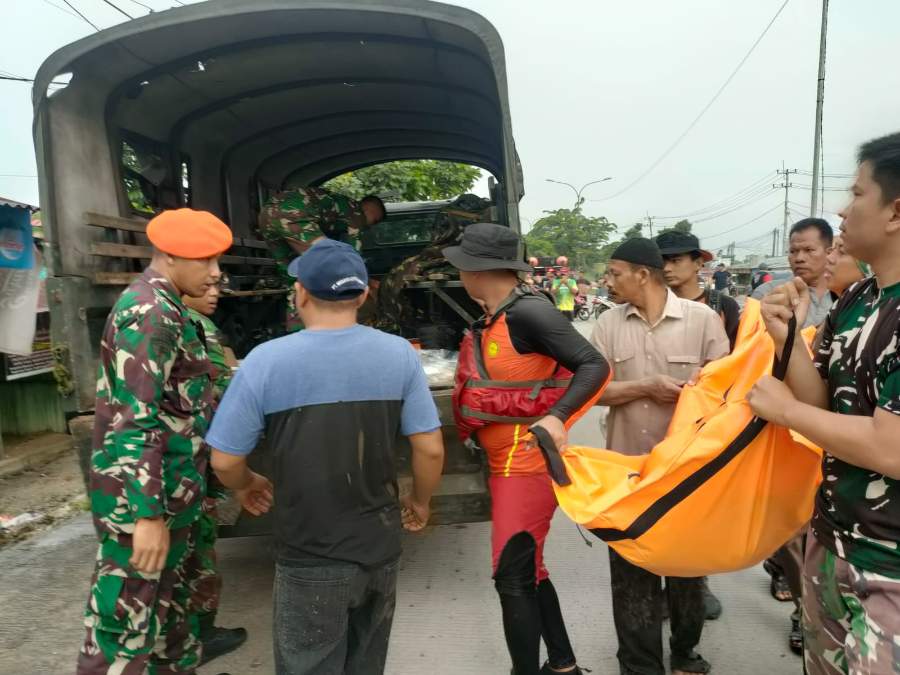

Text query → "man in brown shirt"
[590,238,729,675]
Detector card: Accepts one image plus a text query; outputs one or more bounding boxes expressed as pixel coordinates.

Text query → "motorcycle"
[574,293,590,321]
[577,295,616,321]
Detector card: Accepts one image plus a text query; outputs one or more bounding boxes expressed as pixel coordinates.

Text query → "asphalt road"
[0,318,802,675]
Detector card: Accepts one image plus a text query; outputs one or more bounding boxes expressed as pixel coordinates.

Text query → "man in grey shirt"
[751,218,834,329]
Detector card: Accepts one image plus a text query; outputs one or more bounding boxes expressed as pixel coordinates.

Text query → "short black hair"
[858,132,900,204]
[360,194,387,220]
[789,217,833,247]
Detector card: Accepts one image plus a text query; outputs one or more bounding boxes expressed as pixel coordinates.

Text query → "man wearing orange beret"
[77,209,245,674]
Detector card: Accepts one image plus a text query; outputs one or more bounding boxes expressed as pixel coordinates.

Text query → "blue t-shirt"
[206,324,440,566]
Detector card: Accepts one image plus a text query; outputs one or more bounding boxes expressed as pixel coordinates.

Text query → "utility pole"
[810,0,829,217]
[771,228,778,257]
[774,162,798,255]
[646,212,655,238]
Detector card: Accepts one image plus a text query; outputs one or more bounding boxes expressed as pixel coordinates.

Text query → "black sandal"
[671,651,711,674]
[763,560,793,602]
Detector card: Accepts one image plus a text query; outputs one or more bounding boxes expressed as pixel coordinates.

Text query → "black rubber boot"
[198,612,248,666]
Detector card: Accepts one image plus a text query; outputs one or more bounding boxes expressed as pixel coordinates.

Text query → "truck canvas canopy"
[32,0,522,280]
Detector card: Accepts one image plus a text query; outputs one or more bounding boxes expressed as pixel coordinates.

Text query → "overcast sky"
[2,0,899,257]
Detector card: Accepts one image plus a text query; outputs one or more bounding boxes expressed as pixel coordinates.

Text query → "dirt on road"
[0,450,88,546]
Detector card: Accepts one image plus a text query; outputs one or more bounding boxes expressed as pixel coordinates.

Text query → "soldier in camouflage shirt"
[748,132,900,675]
[258,187,386,331]
[183,280,248,664]
[77,209,233,675]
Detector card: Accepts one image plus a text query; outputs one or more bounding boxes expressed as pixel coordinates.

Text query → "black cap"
[654,231,713,262]
[443,222,532,272]
[287,239,368,300]
[610,238,664,269]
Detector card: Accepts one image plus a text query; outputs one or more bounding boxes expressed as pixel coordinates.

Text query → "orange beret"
[146,209,233,259]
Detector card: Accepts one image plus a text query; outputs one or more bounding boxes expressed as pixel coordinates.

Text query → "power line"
[789,199,839,216]
[701,202,784,244]
[651,172,776,219]
[123,0,155,10]
[61,0,101,30]
[797,170,853,178]
[689,187,779,224]
[97,0,134,19]
[0,75,69,85]
[39,0,82,20]
[593,0,791,202]
[0,174,38,178]
[792,184,848,192]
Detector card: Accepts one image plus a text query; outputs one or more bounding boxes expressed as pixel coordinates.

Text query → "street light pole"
[545,177,613,208]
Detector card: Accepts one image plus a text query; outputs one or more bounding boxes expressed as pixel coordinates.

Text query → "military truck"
[32,0,525,534]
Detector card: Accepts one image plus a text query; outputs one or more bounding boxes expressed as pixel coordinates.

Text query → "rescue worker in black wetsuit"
[445,223,611,675]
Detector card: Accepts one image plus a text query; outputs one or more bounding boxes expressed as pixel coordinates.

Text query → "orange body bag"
[538,300,823,577]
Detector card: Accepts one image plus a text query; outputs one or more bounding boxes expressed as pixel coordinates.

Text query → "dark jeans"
[273,558,399,675]
[608,549,705,675]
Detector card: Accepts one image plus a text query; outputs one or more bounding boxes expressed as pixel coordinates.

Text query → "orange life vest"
[453,288,604,476]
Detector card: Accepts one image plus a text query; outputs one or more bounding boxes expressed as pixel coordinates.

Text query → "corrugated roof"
[0,197,37,211]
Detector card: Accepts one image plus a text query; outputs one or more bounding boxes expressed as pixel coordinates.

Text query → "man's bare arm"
[211,449,273,516]
[784,404,900,478]
[401,429,444,532]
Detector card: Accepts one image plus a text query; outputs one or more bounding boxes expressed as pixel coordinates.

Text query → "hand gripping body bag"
[534,299,823,577]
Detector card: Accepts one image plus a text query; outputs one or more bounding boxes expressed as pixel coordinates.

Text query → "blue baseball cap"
[286,239,368,300]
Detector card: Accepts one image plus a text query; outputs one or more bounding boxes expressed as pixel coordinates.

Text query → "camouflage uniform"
[78,268,213,674]
[258,187,368,332]
[804,277,900,674]
[185,309,232,629]
[802,537,900,674]
[374,194,491,335]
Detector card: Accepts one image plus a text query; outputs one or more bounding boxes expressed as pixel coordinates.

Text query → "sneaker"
[200,626,248,666]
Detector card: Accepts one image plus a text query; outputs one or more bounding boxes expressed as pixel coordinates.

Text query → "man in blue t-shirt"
[206,239,444,675]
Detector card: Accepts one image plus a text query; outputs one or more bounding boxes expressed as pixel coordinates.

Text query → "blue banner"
[0,206,34,270]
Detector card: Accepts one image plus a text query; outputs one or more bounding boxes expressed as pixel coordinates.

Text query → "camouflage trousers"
[803,535,900,674]
[188,499,222,622]
[76,524,202,675]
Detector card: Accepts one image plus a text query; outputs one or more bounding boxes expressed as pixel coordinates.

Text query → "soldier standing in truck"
[258,187,387,331]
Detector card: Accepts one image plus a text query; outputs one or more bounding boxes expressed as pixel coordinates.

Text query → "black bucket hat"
[443,222,532,272]
[654,231,714,263]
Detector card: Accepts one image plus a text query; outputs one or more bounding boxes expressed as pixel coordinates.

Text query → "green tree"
[524,208,617,271]
[598,222,644,263]
[657,218,693,236]
[324,160,482,202]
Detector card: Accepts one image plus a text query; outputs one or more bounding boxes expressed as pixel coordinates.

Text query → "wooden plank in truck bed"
[84,212,270,250]
[89,242,274,266]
